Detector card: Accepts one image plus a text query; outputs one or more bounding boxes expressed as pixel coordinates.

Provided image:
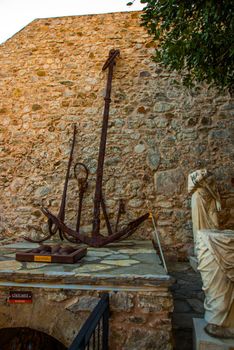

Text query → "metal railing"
[68,293,109,350]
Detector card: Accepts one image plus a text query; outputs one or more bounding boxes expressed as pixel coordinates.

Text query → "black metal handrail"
[68,293,109,350]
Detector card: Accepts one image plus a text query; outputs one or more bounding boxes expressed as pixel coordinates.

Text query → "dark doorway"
[0,327,67,350]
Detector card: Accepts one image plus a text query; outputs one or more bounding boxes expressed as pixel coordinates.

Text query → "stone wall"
[0,287,173,349]
[0,11,233,257]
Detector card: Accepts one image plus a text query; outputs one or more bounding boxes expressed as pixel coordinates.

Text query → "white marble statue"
[187,169,234,338]
[197,229,234,338]
[188,169,221,254]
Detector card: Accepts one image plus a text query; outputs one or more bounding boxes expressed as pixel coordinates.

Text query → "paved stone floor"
[168,262,205,350]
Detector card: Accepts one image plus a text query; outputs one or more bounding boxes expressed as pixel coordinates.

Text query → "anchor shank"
[101,196,113,236]
[92,50,119,236]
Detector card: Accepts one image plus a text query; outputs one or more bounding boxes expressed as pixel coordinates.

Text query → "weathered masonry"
[0,11,233,257]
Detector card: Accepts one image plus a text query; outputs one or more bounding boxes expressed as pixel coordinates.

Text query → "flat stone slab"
[193,318,234,350]
[0,240,173,290]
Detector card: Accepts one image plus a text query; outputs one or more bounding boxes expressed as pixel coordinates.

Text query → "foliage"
[128,0,234,91]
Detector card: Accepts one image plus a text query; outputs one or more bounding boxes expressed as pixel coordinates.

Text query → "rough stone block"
[154,168,185,196]
[137,293,173,313]
[187,299,204,314]
[147,149,161,170]
[123,328,172,350]
[110,292,134,312]
[174,300,192,313]
[66,296,100,313]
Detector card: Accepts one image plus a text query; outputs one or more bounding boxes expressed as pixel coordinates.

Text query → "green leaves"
[140,0,234,91]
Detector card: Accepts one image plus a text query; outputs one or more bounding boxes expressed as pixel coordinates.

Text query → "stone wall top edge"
[35,9,143,22]
[0,19,37,46]
[0,10,143,47]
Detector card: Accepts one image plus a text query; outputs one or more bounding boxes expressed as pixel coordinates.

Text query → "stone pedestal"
[193,318,234,350]
[0,240,174,350]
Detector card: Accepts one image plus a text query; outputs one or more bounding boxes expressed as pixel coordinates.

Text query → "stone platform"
[193,318,234,350]
[0,240,174,350]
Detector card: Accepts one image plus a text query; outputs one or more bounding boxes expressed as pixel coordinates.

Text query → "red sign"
[8,291,32,304]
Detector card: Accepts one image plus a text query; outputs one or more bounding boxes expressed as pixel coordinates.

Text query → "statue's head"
[188,168,209,193]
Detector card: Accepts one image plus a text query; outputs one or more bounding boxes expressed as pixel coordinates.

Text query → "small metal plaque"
[8,291,32,304]
[34,255,52,262]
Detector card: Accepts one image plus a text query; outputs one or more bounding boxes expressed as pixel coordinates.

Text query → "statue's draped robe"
[197,229,234,328]
[188,169,220,248]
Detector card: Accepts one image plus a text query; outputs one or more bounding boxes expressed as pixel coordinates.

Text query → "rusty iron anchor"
[40,49,149,247]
